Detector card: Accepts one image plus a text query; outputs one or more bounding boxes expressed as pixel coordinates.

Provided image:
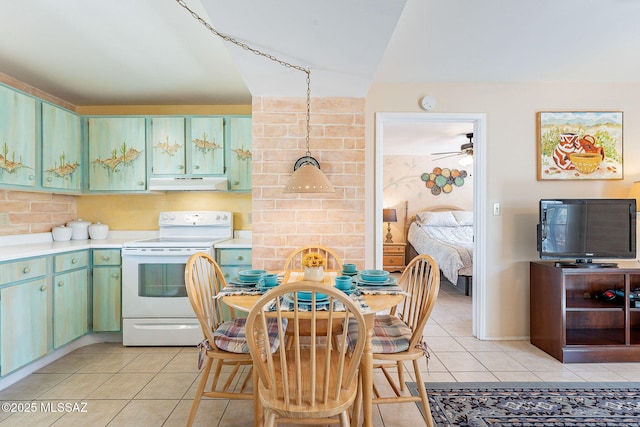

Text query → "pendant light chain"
[176,0,312,154]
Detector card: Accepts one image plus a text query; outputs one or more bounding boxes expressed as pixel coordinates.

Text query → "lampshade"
[383,208,397,223]
[628,181,640,210]
[284,164,335,193]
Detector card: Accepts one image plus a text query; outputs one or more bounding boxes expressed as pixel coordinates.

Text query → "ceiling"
[1,0,639,150]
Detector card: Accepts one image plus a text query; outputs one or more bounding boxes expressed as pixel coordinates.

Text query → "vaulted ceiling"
[2,0,639,107]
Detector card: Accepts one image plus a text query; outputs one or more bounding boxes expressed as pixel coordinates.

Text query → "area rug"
[406,382,640,426]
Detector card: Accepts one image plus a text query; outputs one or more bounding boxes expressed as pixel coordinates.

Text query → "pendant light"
[177,0,334,194]
[283,69,334,193]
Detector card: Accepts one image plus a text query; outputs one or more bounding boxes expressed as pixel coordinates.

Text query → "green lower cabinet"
[92,267,121,332]
[0,278,49,375]
[53,269,88,348]
[216,248,252,319]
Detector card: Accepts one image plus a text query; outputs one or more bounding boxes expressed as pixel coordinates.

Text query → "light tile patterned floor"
[1,280,639,426]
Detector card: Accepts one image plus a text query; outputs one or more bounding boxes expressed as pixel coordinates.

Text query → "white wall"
[366,82,640,339]
[383,154,474,242]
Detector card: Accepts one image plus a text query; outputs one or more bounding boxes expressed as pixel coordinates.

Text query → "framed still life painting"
[537,111,623,180]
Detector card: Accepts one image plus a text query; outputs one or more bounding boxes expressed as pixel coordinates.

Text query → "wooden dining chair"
[246,281,366,427]
[283,245,344,349]
[184,252,286,427]
[347,254,440,426]
[283,245,344,272]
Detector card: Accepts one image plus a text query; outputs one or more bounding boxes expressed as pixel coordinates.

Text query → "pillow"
[452,211,473,226]
[415,211,458,227]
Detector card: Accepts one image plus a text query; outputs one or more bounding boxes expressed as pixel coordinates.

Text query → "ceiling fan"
[431,133,474,160]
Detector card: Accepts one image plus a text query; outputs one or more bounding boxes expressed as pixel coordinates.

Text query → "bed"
[406,207,473,295]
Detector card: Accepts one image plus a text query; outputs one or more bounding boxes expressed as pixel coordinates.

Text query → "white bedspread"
[407,221,473,284]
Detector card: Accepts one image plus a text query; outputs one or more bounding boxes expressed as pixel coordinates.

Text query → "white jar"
[67,219,91,240]
[52,225,73,242]
[88,222,109,240]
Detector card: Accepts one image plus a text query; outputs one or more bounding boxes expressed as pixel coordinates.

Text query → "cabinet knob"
[58,281,64,287]
[23,266,31,274]
[101,256,110,261]
[236,256,244,261]
[178,165,184,170]
[72,258,78,264]
[40,285,47,292]
[194,165,200,170]
[138,181,145,186]
[111,273,120,279]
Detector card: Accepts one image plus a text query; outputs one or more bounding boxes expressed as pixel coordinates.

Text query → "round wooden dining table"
[222,270,403,427]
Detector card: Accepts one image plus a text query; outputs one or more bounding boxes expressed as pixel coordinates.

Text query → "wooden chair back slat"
[246,281,366,424]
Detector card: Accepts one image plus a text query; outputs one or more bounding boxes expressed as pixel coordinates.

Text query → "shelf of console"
[530,261,640,363]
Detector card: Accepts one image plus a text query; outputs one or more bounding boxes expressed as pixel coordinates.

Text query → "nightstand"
[383,242,406,272]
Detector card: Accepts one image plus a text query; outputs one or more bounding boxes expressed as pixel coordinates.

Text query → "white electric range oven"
[121,211,232,346]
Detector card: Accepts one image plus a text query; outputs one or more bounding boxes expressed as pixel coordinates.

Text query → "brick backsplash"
[0,190,77,236]
[251,96,365,271]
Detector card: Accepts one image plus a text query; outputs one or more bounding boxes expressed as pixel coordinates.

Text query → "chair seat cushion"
[347,314,411,354]
[214,318,286,354]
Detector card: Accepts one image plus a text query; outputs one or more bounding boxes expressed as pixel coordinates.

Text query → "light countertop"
[0,230,253,262]
[0,231,157,262]
[214,238,252,249]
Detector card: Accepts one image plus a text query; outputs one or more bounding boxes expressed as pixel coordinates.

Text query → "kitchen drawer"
[217,248,252,266]
[92,249,121,266]
[0,257,47,285]
[383,255,404,267]
[54,251,89,272]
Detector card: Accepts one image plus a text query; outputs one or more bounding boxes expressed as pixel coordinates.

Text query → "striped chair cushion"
[347,314,411,354]
[214,318,287,354]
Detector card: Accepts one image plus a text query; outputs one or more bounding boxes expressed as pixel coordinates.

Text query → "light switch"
[0,212,9,226]
[493,203,501,216]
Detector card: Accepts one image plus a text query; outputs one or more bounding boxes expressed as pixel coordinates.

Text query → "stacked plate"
[355,269,396,286]
[284,292,331,308]
[228,269,266,287]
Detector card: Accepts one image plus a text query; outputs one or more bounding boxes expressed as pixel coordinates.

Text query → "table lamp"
[383,208,398,243]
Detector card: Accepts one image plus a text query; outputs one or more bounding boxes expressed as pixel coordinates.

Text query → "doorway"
[373,112,487,338]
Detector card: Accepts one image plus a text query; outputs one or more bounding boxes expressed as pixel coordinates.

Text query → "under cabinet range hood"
[148,177,228,191]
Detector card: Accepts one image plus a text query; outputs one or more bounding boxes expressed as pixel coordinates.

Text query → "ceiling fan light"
[459,154,474,166]
[284,164,335,193]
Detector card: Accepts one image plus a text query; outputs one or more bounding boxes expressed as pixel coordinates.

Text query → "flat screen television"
[537,198,636,267]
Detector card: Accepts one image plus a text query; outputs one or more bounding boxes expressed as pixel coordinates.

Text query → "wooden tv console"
[530,261,640,363]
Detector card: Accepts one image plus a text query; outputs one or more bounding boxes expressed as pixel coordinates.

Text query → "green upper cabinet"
[190,117,225,175]
[88,117,146,192]
[151,117,186,175]
[0,85,37,188]
[227,116,252,191]
[41,103,82,192]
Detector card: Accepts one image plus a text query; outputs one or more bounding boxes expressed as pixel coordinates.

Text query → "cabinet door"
[228,117,252,191]
[41,103,82,191]
[151,117,186,175]
[53,270,88,348]
[92,267,121,332]
[1,279,48,375]
[0,85,36,188]
[88,117,146,191]
[190,117,224,175]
